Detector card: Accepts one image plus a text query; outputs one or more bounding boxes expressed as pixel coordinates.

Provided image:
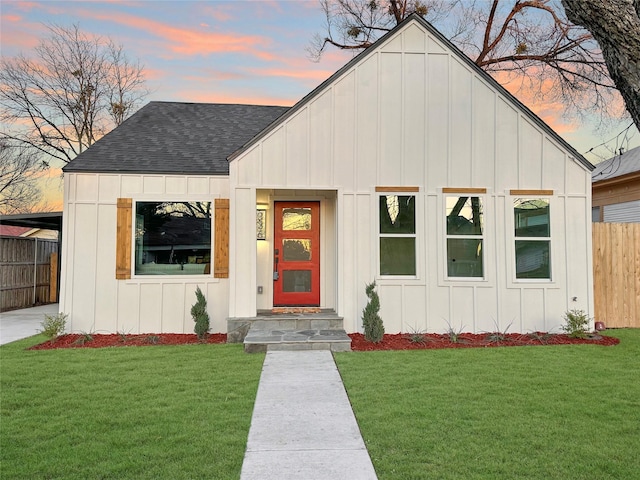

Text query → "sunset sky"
[2,0,638,210]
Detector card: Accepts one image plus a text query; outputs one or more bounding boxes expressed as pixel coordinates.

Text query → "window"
[446,196,483,278]
[513,198,550,279]
[379,195,416,275]
[134,201,211,275]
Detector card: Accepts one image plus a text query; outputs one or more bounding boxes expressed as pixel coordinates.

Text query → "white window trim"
[443,191,487,282]
[375,189,420,280]
[508,193,555,285]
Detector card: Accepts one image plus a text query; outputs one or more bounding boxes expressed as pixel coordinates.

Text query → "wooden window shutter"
[116,198,132,280]
[214,198,230,278]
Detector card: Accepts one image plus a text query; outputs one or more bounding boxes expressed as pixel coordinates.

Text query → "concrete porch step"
[244,328,352,353]
[227,310,345,344]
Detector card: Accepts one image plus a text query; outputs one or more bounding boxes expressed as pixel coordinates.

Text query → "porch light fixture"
[256,207,267,240]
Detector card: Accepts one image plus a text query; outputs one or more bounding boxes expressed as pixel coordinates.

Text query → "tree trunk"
[561,0,640,130]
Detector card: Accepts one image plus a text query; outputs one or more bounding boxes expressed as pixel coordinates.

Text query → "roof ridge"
[147,100,288,108]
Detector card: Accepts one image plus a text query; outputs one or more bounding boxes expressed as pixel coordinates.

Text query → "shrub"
[404,326,427,344]
[444,320,464,344]
[73,332,94,346]
[191,287,210,340]
[362,281,384,343]
[39,313,67,339]
[561,309,590,338]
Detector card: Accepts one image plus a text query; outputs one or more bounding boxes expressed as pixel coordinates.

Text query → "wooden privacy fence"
[0,236,59,312]
[593,222,640,328]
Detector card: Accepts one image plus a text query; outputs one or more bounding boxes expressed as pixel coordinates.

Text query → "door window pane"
[283,239,312,261]
[282,270,312,292]
[380,237,416,275]
[282,208,312,230]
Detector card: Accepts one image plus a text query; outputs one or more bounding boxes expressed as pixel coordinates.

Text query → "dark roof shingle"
[63,102,288,175]
[592,145,640,182]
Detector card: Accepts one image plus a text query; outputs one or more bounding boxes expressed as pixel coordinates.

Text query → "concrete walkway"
[241,350,377,480]
[0,304,59,345]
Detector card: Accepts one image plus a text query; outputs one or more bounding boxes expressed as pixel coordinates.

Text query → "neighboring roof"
[0,212,63,231]
[63,102,289,175]
[228,14,592,171]
[0,225,31,237]
[592,146,640,182]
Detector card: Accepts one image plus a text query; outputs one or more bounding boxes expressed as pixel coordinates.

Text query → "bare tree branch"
[562,0,640,130]
[0,140,46,215]
[0,24,148,166]
[309,0,623,122]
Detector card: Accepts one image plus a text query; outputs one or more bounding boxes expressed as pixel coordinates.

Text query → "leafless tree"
[309,0,619,120]
[561,0,640,130]
[0,140,46,215]
[0,24,148,166]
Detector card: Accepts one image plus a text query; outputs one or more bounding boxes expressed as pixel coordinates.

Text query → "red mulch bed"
[29,333,227,350]
[349,332,620,351]
[28,332,620,351]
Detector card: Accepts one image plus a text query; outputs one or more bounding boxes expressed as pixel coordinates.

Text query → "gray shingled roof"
[592,145,640,182]
[63,102,288,175]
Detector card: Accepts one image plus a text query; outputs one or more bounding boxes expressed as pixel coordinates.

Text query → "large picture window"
[379,195,416,276]
[514,198,551,279]
[446,196,484,278]
[134,201,211,275]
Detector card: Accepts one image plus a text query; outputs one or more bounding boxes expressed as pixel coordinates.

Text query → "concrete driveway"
[0,304,59,345]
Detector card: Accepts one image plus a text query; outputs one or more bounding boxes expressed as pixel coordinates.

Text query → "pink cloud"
[73,8,274,60]
[492,71,578,134]
[3,14,22,22]
[185,70,246,82]
[247,66,335,83]
[8,1,40,13]
[200,5,234,22]
[141,67,165,81]
[176,90,296,107]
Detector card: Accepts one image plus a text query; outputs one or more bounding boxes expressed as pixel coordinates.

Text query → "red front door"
[273,201,320,306]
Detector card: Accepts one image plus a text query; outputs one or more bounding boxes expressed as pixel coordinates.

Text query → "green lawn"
[335,329,640,480]
[0,335,264,480]
[3,331,639,480]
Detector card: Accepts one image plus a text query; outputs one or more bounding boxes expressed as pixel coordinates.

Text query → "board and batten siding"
[60,172,230,334]
[230,21,594,334]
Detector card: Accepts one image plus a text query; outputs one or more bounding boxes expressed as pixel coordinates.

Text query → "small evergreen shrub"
[561,309,590,338]
[191,287,210,340]
[39,313,67,339]
[362,281,384,343]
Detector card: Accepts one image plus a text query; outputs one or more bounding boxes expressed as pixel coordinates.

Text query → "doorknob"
[273,249,279,281]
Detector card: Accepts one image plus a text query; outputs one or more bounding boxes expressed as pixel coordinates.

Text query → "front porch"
[227,308,351,353]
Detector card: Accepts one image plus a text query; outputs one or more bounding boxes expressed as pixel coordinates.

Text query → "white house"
[60,15,595,338]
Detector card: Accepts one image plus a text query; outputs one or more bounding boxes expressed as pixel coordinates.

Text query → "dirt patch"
[349,332,620,351]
